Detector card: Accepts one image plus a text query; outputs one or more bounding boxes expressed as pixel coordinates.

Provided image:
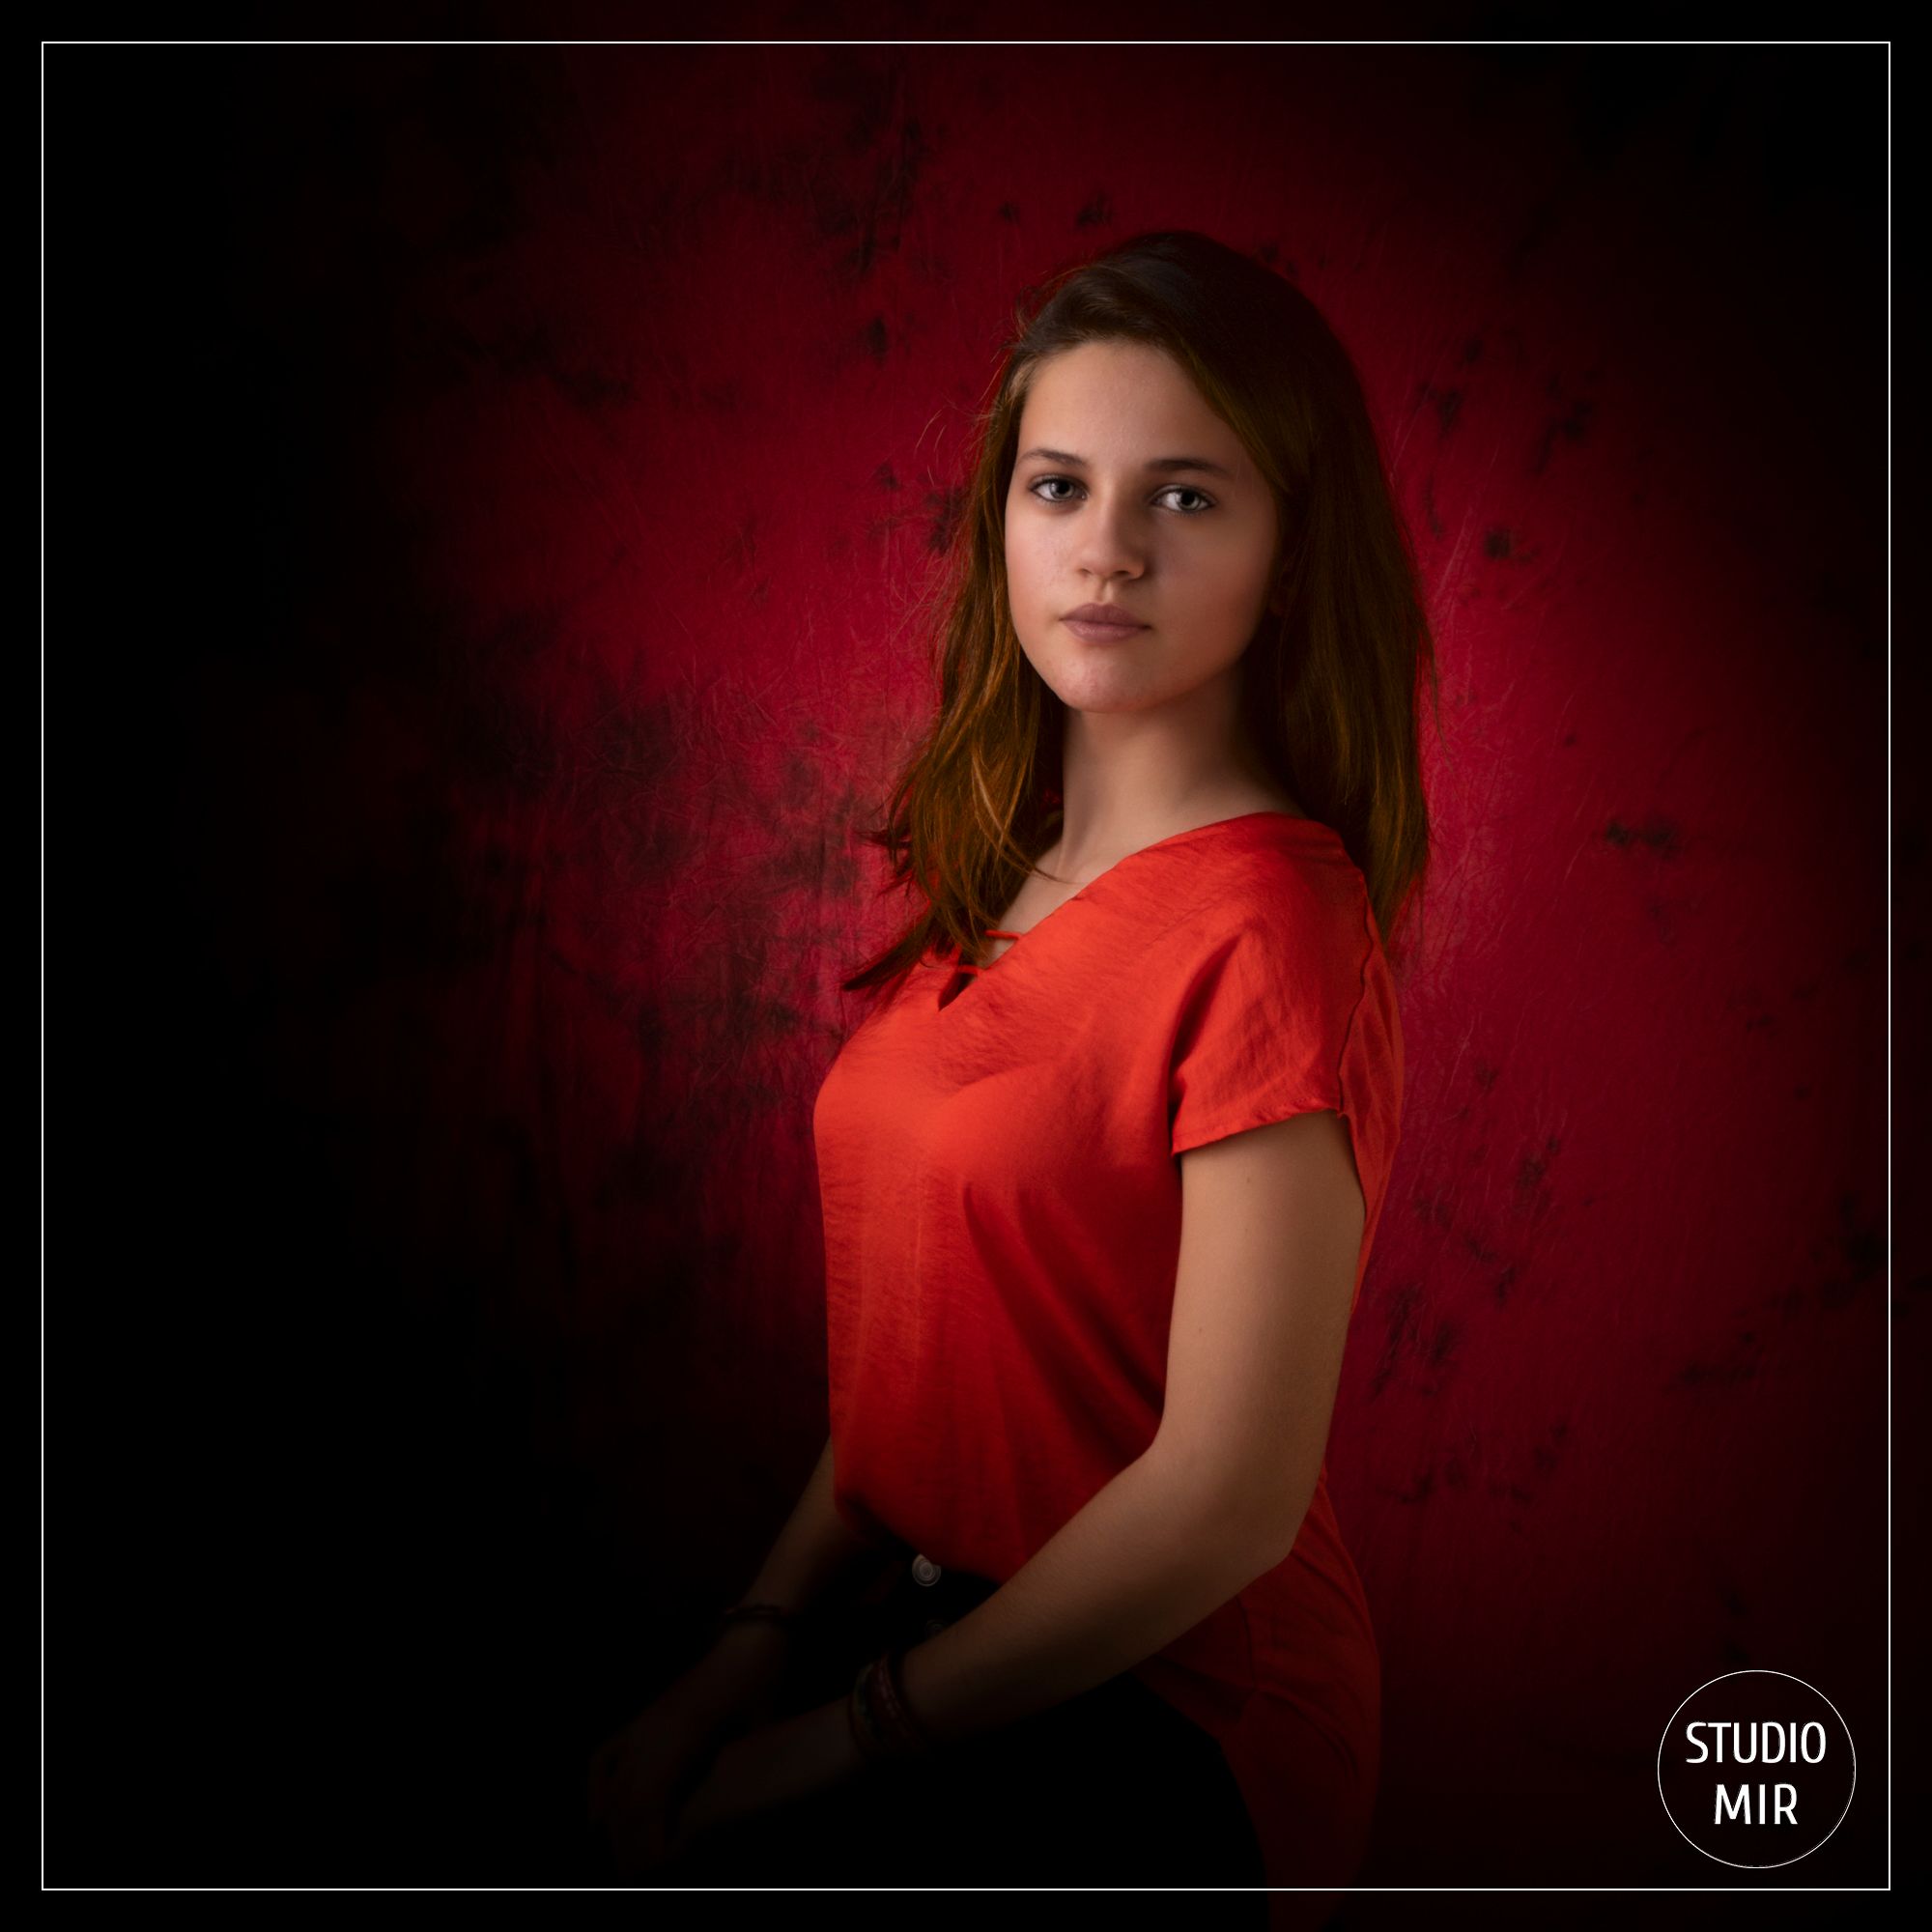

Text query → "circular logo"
[1658,1669,1855,1868]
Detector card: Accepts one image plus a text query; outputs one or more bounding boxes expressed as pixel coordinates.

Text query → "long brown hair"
[841,228,1440,1003]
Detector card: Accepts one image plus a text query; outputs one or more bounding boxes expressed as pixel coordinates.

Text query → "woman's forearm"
[737,1432,894,1615]
[892,1444,1293,1746]
[674,1435,892,1720]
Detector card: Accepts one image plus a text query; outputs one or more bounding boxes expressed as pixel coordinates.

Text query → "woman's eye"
[1026,476,1214,514]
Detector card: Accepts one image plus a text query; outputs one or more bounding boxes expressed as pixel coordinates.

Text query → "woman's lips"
[1062,610,1149,642]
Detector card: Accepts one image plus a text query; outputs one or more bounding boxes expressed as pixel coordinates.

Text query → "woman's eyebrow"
[1016,445,1236,481]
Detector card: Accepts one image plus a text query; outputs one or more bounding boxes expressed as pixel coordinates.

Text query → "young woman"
[586,230,1437,1923]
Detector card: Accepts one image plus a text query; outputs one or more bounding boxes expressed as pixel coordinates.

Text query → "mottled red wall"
[62,29,1894,1889]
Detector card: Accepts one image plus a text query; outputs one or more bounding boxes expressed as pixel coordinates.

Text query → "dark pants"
[645,1556,1269,1903]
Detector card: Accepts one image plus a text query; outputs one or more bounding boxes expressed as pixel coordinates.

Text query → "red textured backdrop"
[59,29,1897,1892]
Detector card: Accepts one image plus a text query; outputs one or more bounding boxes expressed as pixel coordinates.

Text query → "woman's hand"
[584,1690,727,1881]
[625,1696,872,1879]
[584,1622,803,1880]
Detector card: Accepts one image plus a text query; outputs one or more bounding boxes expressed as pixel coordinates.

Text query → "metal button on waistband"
[911,1552,943,1586]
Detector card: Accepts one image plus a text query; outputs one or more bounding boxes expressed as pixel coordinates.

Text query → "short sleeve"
[1166,882,1376,1157]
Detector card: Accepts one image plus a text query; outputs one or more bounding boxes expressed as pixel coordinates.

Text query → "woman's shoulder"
[1128,818,1375,1021]
[1176,810,1366,923]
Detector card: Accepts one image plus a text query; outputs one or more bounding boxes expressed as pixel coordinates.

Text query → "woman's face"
[1003,340,1283,718]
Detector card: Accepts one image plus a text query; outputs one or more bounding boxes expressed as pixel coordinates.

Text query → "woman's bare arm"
[893,1109,1364,1744]
[673,1433,894,1721]
[733,1432,895,1615]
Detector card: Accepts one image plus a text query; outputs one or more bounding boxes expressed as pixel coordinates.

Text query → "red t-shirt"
[811,810,1404,1901]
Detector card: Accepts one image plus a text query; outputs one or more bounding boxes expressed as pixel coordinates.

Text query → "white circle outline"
[1656,1667,1857,1870]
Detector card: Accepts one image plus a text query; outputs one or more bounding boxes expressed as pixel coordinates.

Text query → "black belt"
[805,1546,1001,1669]
[886,1549,1000,1637]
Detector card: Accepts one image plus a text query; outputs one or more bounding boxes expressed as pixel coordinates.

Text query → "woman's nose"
[1068,499,1150,579]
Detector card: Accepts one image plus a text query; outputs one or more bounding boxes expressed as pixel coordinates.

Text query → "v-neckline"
[929,809,1337,1013]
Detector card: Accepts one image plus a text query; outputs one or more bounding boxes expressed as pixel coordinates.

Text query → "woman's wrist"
[708,1616,798,1660]
[677,1614,795,1705]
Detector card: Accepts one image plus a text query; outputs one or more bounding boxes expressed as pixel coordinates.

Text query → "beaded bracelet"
[715,1598,812,1634]
[847,1644,938,1763]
